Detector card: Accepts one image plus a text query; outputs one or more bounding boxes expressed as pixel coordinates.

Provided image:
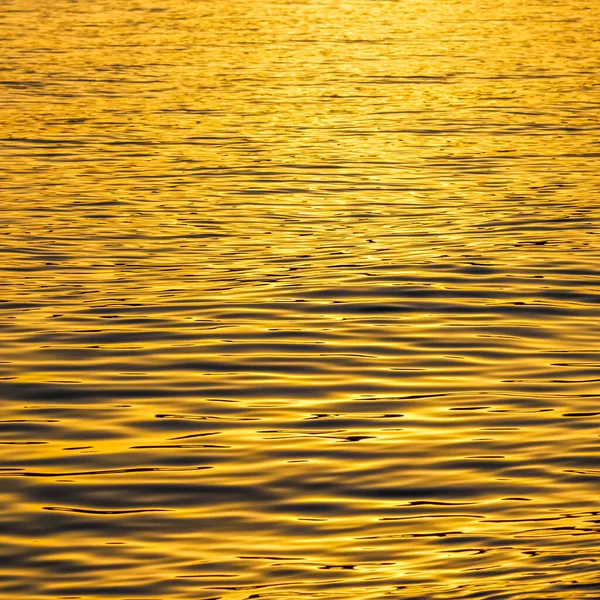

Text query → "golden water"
[1,0,600,598]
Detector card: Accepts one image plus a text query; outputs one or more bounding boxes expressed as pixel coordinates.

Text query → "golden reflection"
[1,0,600,597]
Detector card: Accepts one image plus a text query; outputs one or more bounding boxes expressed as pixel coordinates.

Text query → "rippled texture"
[1,0,600,598]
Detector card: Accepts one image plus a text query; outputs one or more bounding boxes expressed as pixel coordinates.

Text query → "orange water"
[1,0,600,598]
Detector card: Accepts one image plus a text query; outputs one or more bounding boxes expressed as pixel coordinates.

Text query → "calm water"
[1,0,600,598]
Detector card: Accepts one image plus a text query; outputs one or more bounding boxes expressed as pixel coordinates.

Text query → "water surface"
[1,0,600,598]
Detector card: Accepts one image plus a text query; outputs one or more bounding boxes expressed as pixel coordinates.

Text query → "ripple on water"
[1,0,600,598]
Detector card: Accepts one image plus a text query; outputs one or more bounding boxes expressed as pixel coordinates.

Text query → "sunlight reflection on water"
[1,0,600,597]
